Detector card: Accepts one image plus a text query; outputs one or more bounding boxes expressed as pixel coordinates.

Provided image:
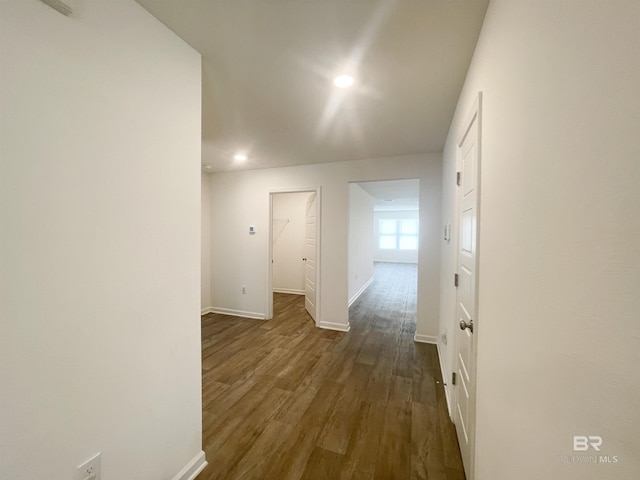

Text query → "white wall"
[440,1,640,479]
[0,2,203,479]
[202,173,212,311]
[272,192,308,294]
[207,154,441,337]
[348,184,374,305]
[373,210,420,264]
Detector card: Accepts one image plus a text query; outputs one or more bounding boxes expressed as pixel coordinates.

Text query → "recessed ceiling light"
[333,75,355,89]
[233,153,247,162]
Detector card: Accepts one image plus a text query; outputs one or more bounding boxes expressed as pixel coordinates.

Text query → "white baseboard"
[436,342,452,417]
[348,276,374,307]
[171,451,207,480]
[413,333,438,344]
[318,321,350,332]
[273,288,305,295]
[208,307,266,320]
[201,307,213,315]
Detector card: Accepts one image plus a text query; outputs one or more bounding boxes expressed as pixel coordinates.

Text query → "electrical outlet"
[77,452,101,480]
[242,285,246,294]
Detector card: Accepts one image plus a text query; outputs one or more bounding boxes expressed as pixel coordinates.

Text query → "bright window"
[378,219,419,250]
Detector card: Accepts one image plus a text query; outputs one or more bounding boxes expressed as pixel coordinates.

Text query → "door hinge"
[454,273,459,287]
[452,372,457,385]
[456,171,461,186]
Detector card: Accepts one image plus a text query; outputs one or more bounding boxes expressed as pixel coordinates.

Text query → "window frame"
[378,218,419,251]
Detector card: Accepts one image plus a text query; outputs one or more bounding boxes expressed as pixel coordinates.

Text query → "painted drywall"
[207,154,441,336]
[439,1,640,479]
[348,184,374,305]
[374,210,420,264]
[0,2,203,479]
[272,192,308,294]
[202,173,212,312]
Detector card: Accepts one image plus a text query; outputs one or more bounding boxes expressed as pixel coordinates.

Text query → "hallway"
[198,262,464,479]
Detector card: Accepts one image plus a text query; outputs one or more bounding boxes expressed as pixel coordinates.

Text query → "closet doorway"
[268,188,321,324]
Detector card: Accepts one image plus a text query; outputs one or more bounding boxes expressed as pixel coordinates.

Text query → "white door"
[453,94,481,478]
[304,192,317,321]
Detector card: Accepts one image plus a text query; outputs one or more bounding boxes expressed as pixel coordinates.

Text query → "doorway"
[267,187,321,324]
[348,179,420,311]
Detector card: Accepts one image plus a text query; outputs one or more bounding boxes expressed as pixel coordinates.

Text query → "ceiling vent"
[39,0,73,16]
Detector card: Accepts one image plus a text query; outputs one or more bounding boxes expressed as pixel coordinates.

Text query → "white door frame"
[451,92,482,480]
[267,186,322,325]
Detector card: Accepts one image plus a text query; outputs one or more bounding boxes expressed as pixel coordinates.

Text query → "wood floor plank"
[316,381,365,454]
[388,374,413,409]
[413,400,447,478]
[325,350,358,385]
[197,263,466,480]
[201,379,229,410]
[301,447,345,480]
[202,375,275,449]
[203,370,260,418]
[339,401,387,480]
[225,420,296,480]
[296,350,341,391]
[362,357,393,406]
[273,384,319,425]
[261,380,344,480]
[204,385,292,478]
[392,333,415,379]
[374,403,412,480]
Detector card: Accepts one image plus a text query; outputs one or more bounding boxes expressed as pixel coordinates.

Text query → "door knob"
[459,319,474,333]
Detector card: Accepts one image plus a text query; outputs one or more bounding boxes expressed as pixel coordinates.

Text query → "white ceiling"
[357,179,419,211]
[136,0,489,172]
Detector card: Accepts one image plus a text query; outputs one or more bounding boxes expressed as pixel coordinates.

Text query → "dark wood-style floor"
[197,262,465,480]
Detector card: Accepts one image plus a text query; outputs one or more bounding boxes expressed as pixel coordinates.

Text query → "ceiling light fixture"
[333,75,355,89]
[233,153,247,162]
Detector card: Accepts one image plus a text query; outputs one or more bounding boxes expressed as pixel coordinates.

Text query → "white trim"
[458,94,480,146]
[348,276,374,307]
[268,186,321,194]
[273,288,305,295]
[171,451,207,480]
[201,307,213,315]
[413,333,438,344]
[318,321,350,332]
[209,307,266,320]
[437,342,452,417]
